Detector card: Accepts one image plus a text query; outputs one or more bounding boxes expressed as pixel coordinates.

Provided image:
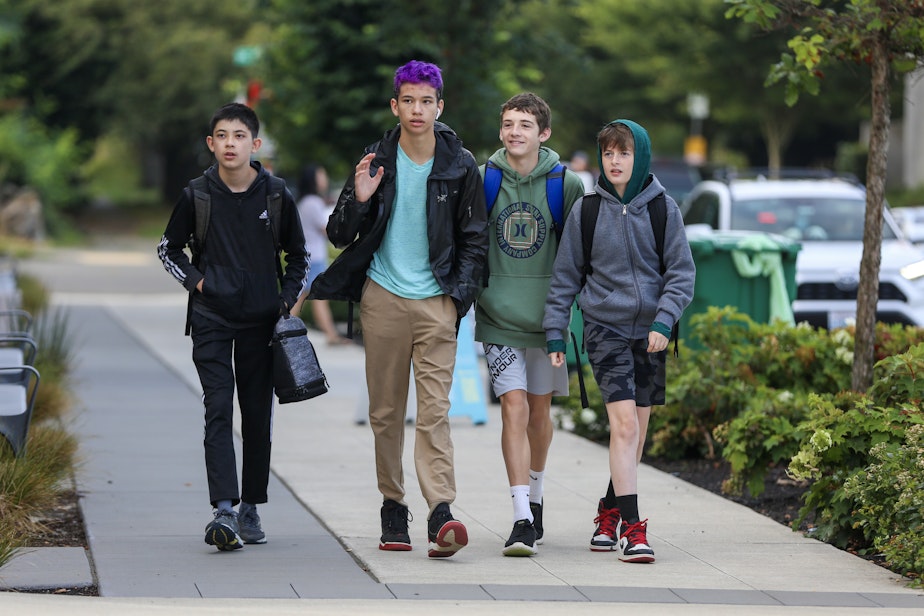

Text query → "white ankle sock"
[510,485,532,523]
[529,469,544,504]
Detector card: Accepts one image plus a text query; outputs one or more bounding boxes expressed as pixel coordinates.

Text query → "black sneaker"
[502,519,537,557]
[529,500,544,544]
[379,499,412,551]
[617,518,655,563]
[589,498,621,552]
[238,502,266,544]
[204,510,243,551]
[427,502,468,558]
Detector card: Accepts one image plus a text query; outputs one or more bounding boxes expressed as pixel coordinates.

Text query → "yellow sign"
[684,135,708,166]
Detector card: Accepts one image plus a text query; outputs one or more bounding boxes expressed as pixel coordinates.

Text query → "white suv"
[681,175,924,328]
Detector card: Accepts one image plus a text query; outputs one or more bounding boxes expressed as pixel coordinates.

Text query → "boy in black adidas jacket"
[158,102,307,552]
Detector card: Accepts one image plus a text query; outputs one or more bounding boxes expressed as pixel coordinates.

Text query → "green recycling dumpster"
[679,231,801,341]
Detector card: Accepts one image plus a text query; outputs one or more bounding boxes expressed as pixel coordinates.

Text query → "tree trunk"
[760,115,796,179]
[852,36,891,392]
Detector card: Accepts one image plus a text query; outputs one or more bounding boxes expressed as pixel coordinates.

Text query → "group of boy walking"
[158,60,695,564]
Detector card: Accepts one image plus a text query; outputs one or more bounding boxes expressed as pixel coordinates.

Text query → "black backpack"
[578,191,679,357]
[570,191,678,410]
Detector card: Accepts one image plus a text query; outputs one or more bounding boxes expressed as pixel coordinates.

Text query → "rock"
[0,187,46,240]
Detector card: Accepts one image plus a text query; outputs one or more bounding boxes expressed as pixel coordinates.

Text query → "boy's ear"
[539,127,552,143]
[252,137,262,152]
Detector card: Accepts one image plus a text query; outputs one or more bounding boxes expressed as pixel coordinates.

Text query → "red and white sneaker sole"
[428,520,468,558]
[379,541,412,551]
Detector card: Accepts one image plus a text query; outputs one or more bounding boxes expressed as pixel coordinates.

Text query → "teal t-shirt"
[368,146,441,299]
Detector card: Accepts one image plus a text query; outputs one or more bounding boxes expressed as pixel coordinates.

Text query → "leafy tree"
[578,0,868,170]
[262,0,521,179]
[726,0,924,391]
[3,0,256,204]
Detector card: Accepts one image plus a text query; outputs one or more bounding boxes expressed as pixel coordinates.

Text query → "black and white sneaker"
[529,500,544,544]
[590,498,621,552]
[503,519,537,557]
[617,519,655,563]
[204,510,243,551]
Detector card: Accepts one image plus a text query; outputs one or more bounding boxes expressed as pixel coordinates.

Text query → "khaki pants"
[360,279,458,514]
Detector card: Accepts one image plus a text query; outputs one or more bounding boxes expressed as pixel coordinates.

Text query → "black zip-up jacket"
[309,122,488,317]
[158,162,308,328]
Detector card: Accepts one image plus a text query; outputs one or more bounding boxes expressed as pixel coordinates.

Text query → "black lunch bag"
[271,314,329,403]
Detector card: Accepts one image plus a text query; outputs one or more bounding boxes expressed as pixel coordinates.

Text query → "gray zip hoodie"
[543,173,695,344]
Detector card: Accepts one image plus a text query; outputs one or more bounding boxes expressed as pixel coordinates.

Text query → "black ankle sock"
[614,494,639,524]
[602,480,617,509]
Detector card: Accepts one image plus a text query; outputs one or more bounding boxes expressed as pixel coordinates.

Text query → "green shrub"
[844,424,924,587]
[0,111,86,237]
[0,423,78,533]
[789,348,924,550]
[0,515,24,570]
[14,271,48,317]
[713,387,808,497]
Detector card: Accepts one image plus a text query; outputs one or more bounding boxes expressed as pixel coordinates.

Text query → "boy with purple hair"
[309,60,488,558]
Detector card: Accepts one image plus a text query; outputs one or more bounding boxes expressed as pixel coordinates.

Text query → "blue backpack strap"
[483,160,503,215]
[485,161,565,239]
[546,163,565,240]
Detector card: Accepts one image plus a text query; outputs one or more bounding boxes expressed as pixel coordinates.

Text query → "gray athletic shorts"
[584,322,666,406]
[483,344,569,398]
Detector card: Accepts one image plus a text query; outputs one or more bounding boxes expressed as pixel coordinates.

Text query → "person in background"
[291,163,350,345]
[569,150,596,193]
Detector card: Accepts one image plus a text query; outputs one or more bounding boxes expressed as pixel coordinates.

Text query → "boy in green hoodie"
[475,93,585,556]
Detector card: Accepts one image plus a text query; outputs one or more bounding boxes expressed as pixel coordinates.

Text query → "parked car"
[892,205,924,245]
[681,174,924,328]
[650,157,703,205]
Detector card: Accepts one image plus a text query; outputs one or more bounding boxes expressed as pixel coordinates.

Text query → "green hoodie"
[475,146,585,348]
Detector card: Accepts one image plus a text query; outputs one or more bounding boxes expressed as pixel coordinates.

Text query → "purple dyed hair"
[393,60,443,99]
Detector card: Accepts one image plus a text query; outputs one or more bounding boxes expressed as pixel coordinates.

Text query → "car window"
[684,192,719,229]
[730,197,897,241]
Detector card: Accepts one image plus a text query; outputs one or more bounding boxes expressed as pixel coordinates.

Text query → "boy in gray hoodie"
[543,119,695,563]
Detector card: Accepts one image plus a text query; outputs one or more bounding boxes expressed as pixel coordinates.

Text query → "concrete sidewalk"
[2,246,924,614]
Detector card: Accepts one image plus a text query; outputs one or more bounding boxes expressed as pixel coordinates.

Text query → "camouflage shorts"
[584,322,666,406]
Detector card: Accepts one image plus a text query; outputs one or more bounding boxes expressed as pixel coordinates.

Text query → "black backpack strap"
[266,175,286,289]
[647,192,679,357]
[579,194,601,287]
[184,175,211,336]
[648,192,667,275]
[189,175,210,264]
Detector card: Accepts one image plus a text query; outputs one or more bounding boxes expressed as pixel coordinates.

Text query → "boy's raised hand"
[354,152,384,203]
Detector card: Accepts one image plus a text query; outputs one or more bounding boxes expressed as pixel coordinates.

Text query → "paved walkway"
[1,245,923,615]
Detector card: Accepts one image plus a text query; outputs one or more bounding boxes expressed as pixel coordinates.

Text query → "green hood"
[487,146,563,192]
[597,119,651,203]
